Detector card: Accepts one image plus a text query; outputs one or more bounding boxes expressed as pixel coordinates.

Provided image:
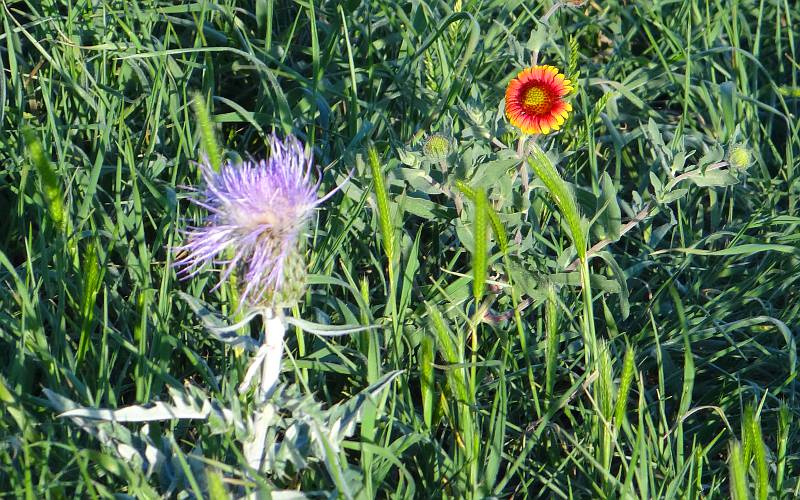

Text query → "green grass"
[1,0,799,497]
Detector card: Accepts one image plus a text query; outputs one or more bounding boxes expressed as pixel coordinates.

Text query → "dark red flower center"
[522,83,555,116]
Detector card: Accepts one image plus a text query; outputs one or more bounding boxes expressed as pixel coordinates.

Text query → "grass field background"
[1,0,799,497]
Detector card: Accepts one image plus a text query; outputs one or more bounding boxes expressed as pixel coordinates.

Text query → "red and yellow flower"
[505,65,573,135]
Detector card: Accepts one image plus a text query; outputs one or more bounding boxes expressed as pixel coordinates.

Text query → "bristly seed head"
[175,134,327,308]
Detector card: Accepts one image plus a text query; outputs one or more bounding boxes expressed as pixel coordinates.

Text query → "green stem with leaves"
[527,145,593,364]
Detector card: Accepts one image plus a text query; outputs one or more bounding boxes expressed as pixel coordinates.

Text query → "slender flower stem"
[540,1,563,24]
[517,136,529,192]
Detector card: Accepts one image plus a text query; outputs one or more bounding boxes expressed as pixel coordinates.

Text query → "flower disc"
[505,65,573,135]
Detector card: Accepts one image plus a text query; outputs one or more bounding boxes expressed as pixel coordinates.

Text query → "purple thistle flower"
[175,134,331,307]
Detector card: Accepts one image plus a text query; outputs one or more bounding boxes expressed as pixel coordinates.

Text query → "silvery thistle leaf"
[43,389,169,478]
[54,384,243,433]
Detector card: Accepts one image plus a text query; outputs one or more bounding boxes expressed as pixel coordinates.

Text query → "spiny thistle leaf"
[178,292,260,351]
[326,370,404,444]
[284,317,377,337]
[56,384,239,425]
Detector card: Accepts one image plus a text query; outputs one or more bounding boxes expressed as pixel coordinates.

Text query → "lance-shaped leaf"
[325,370,404,445]
[285,316,377,337]
[55,384,239,432]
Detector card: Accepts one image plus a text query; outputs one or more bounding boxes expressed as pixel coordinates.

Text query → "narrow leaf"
[472,188,489,302]
[729,440,750,500]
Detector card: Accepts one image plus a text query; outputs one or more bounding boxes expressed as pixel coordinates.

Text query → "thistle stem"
[260,309,286,399]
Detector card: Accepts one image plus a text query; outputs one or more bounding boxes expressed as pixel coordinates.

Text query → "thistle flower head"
[176,134,326,308]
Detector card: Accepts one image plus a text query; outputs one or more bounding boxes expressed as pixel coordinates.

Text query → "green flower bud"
[422,134,451,161]
[728,144,752,171]
[254,247,307,309]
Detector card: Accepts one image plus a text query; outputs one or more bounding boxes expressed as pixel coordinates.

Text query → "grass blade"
[472,188,488,303]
